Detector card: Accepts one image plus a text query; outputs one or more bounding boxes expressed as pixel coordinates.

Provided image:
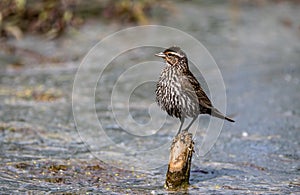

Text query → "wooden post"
[165,130,194,190]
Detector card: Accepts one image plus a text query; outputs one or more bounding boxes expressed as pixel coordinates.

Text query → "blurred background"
[0,0,299,194]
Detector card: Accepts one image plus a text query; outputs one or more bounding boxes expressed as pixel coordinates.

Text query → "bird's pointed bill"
[155,52,166,58]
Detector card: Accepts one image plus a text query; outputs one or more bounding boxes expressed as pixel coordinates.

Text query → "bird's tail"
[211,108,235,122]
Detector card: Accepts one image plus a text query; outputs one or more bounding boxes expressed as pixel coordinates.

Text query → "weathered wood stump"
[165,130,194,190]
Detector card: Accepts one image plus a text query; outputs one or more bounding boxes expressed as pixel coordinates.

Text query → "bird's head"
[155,46,188,67]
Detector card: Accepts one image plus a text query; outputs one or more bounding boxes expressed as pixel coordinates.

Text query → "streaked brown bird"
[155,46,234,135]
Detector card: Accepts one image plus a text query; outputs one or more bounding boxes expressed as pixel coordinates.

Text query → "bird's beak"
[155,52,166,58]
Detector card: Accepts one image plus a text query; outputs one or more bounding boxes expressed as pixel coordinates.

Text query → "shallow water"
[1,1,300,194]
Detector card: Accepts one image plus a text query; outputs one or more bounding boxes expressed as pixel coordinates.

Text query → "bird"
[155,46,234,135]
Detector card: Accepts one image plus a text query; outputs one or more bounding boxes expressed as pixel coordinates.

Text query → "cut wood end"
[165,131,194,190]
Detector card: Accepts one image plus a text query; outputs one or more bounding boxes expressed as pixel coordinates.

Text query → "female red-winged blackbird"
[155,46,234,135]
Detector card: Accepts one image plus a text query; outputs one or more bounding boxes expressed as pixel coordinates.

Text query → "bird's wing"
[186,71,212,107]
[180,71,212,109]
[180,71,235,122]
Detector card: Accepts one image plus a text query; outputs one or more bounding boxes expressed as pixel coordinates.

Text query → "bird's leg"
[176,117,185,136]
[183,116,197,132]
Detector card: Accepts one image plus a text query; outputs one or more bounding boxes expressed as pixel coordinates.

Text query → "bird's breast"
[156,67,199,118]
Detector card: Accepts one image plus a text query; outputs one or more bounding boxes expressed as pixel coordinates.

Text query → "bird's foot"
[176,128,188,136]
[182,128,189,132]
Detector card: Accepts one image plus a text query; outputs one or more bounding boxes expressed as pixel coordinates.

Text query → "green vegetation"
[0,0,172,39]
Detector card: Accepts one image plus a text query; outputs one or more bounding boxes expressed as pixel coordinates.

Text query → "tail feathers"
[211,108,235,122]
[225,116,235,122]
